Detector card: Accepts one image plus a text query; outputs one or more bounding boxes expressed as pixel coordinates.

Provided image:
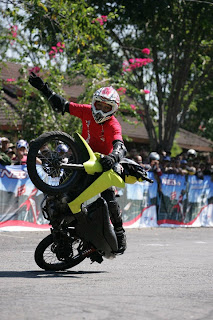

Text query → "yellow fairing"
[124,175,144,184]
[68,170,125,214]
[76,133,102,175]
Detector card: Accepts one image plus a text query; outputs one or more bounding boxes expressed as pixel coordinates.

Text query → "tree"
[0,0,112,141]
[87,0,213,152]
[1,0,212,151]
[182,78,213,141]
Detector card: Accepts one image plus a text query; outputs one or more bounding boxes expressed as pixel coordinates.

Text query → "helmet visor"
[95,101,112,113]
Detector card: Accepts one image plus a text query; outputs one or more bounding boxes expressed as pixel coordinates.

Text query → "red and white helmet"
[92,86,120,124]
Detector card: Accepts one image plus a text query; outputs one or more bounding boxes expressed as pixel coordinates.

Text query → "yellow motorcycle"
[27,131,153,271]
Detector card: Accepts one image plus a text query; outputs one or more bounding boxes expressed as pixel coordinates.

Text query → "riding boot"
[107,200,127,254]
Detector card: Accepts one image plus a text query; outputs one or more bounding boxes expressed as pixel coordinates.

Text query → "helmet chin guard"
[92,87,120,124]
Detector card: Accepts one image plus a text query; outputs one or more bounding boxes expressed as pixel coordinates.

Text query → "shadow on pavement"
[0,270,107,278]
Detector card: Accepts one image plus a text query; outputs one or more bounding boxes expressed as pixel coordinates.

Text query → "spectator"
[187,149,197,160]
[13,139,29,165]
[180,159,188,175]
[5,148,16,161]
[186,159,196,175]
[193,160,204,180]
[203,162,213,175]
[0,137,10,153]
[133,154,143,165]
[56,143,69,155]
[0,137,12,165]
[139,147,149,164]
[166,157,179,174]
[160,150,167,159]
[56,143,69,163]
[174,158,183,175]
[161,156,171,173]
[37,143,50,158]
[8,143,16,154]
[149,152,162,177]
[0,151,12,165]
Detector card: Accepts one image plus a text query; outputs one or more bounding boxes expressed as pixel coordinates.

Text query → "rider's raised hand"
[29,72,45,91]
[100,154,116,171]
[29,72,52,99]
[28,72,69,115]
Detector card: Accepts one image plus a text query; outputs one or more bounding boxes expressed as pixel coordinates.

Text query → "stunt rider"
[29,72,127,254]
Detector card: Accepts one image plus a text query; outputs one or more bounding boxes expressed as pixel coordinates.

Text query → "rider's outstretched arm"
[28,72,69,115]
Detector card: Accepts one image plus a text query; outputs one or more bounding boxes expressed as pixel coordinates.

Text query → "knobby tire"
[27,131,83,195]
[34,234,86,271]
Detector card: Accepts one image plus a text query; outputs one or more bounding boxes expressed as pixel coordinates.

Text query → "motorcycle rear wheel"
[27,131,83,195]
[34,233,87,271]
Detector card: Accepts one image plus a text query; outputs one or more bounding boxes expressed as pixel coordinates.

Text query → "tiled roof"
[0,61,84,130]
[63,83,85,102]
[1,61,23,81]
[0,61,84,100]
[117,116,213,152]
[176,128,213,152]
[0,93,22,130]
[1,62,213,152]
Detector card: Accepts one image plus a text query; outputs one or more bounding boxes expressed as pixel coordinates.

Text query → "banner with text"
[117,172,158,228]
[157,174,213,226]
[117,173,213,227]
[0,165,212,230]
[0,164,49,230]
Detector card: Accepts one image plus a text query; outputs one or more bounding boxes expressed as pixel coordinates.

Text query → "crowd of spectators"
[127,146,213,179]
[0,136,29,166]
[1,135,213,180]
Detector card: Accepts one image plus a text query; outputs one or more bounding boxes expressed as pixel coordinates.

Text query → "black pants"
[101,187,123,229]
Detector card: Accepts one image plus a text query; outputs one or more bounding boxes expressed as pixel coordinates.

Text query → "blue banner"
[0,164,49,230]
[0,165,212,229]
[117,172,158,227]
[158,174,213,226]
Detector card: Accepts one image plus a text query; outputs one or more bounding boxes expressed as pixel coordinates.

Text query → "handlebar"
[142,175,154,183]
[60,159,154,183]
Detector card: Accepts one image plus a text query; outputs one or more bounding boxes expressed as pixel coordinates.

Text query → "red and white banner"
[0,165,213,230]
[0,164,49,231]
[118,173,213,228]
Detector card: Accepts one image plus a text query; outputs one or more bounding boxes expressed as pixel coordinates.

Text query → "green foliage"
[170,142,183,158]
[0,0,212,151]
[0,0,110,141]
[182,78,213,141]
[88,0,213,151]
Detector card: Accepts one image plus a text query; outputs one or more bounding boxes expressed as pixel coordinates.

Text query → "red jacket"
[69,102,123,155]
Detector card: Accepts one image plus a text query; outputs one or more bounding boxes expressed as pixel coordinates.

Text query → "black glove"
[48,94,69,114]
[29,72,45,91]
[29,72,53,98]
[29,72,69,114]
[100,154,116,171]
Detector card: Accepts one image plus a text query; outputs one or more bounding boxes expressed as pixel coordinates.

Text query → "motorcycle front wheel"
[34,233,88,271]
[27,131,83,195]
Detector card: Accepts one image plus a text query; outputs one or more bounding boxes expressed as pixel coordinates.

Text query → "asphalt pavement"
[0,227,213,320]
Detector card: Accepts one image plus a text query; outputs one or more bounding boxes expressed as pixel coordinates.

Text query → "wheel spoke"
[27,131,83,195]
[34,135,78,187]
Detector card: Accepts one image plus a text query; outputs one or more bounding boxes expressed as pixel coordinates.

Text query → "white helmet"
[187,149,197,158]
[92,86,120,124]
[16,139,29,151]
[56,143,69,153]
[149,152,160,161]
